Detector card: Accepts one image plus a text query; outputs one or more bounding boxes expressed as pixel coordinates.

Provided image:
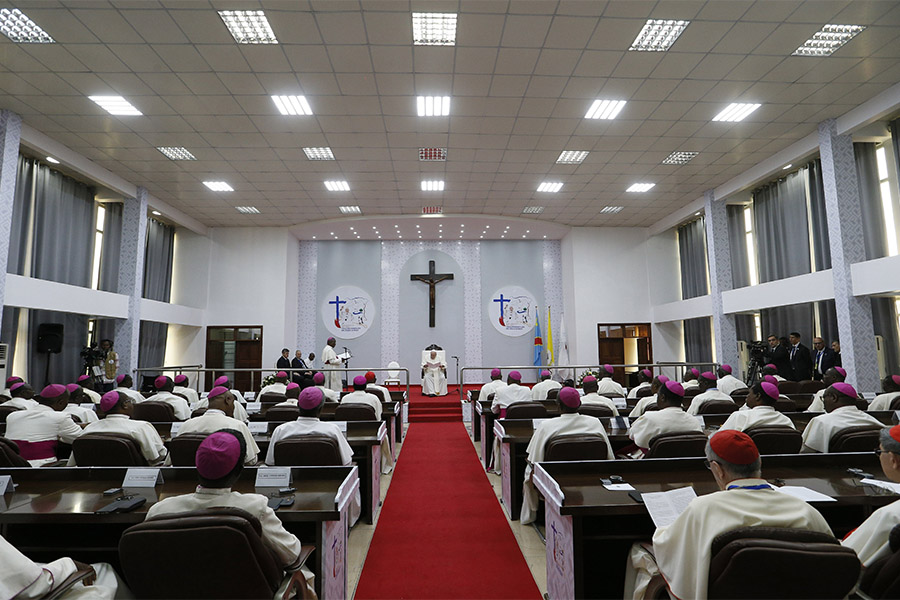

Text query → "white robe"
[366,383,390,402]
[63,404,99,424]
[596,377,625,397]
[719,405,796,432]
[2,397,39,411]
[579,392,619,415]
[67,414,167,466]
[192,397,250,423]
[6,405,84,466]
[531,379,561,400]
[114,387,145,405]
[316,385,340,403]
[801,405,884,453]
[259,382,287,397]
[682,379,700,390]
[171,409,259,465]
[172,385,200,405]
[81,388,102,404]
[422,360,448,396]
[717,374,748,396]
[341,390,382,419]
[629,394,658,419]
[321,345,343,392]
[143,392,191,421]
[627,382,651,400]
[869,392,900,411]
[806,389,827,412]
[628,406,703,449]
[843,498,900,566]
[491,383,533,413]
[479,380,506,400]
[685,389,735,415]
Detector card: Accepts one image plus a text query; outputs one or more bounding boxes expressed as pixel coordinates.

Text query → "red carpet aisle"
[354,421,542,599]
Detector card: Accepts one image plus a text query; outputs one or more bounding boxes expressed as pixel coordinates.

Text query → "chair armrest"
[644,573,672,600]
[285,545,316,573]
[42,566,95,600]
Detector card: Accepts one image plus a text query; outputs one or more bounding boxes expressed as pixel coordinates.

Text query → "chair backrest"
[258,393,286,406]
[891,396,900,412]
[829,425,883,453]
[273,434,343,466]
[774,396,797,412]
[730,388,750,407]
[334,403,377,421]
[119,507,284,599]
[0,436,29,467]
[744,426,803,455]
[133,401,176,423]
[72,433,148,466]
[168,433,210,466]
[173,392,190,402]
[505,402,548,419]
[546,388,559,400]
[0,404,22,423]
[544,434,609,462]
[777,380,800,395]
[386,361,401,379]
[645,432,709,458]
[684,387,702,398]
[643,402,659,412]
[798,379,825,394]
[265,406,300,423]
[635,386,654,398]
[698,400,738,415]
[190,408,208,419]
[860,524,900,599]
[708,526,860,599]
[578,405,614,418]
[367,388,387,402]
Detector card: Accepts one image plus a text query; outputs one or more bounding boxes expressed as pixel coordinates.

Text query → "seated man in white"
[421,350,448,396]
[521,387,613,524]
[629,380,703,450]
[626,369,654,400]
[716,364,748,396]
[629,376,669,419]
[531,370,561,400]
[364,371,390,402]
[146,431,316,598]
[259,371,289,397]
[625,430,833,600]
[75,375,102,404]
[144,376,191,421]
[479,368,507,400]
[172,385,259,465]
[172,374,200,405]
[843,424,900,567]
[490,370,532,417]
[214,375,245,404]
[193,375,250,423]
[0,375,23,400]
[273,382,302,408]
[579,376,619,415]
[63,384,99,424]
[762,363,786,382]
[868,374,900,411]
[68,391,167,466]
[802,382,883,453]
[685,371,735,415]
[6,384,84,466]
[312,372,340,402]
[113,374,145,404]
[596,364,625,397]
[806,367,846,412]
[342,375,383,420]
[719,381,795,432]
[2,381,39,411]
[682,368,700,390]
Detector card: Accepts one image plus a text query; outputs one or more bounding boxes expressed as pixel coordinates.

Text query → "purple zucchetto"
[66,383,80,394]
[641,369,652,378]
[720,364,732,374]
[286,382,300,392]
[275,371,288,379]
[10,382,25,392]
[582,376,597,384]
[100,391,121,412]
[214,376,229,387]
[835,367,847,378]
[353,375,368,386]
[40,384,67,399]
[77,374,91,383]
[298,387,325,410]
[665,381,685,397]
[508,371,522,382]
[558,386,581,408]
[700,371,717,381]
[760,382,780,401]
[832,382,857,399]
[154,376,170,389]
[208,386,229,399]
[313,372,325,385]
[174,374,188,385]
[658,375,670,384]
[541,370,551,378]
[196,432,241,480]
[491,368,501,378]
[762,375,778,385]
[116,374,127,385]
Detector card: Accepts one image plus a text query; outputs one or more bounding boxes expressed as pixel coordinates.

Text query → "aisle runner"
[354,421,541,599]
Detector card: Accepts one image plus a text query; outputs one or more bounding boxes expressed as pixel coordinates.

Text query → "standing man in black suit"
[764,334,792,379]
[788,332,813,381]
[811,337,837,380]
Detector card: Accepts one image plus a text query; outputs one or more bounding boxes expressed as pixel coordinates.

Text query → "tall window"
[90,204,105,290]
[743,206,759,286]
[876,144,898,257]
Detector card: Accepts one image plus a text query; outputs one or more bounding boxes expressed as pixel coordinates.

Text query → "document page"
[860,478,900,494]
[642,486,697,528]
[773,486,836,502]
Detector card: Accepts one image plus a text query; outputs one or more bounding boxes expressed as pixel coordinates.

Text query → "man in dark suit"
[788,332,813,381]
[832,340,842,367]
[276,348,291,371]
[291,350,312,384]
[811,337,837,380]
[764,334,792,379]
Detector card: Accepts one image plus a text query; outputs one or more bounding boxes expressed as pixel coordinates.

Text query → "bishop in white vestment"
[629,381,702,450]
[321,337,344,392]
[719,381,795,432]
[312,372,341,402]
[68,391,167,466]
[421,350,448,396]
[868,374,900,411]
[715,364,748,396]
[531,370,561,400]
[802,383,882,453]
[685,372,736,415]
[479,369,507,400]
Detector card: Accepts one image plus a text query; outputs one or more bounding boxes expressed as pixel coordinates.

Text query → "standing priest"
[321,337,343,392]
[422,349,448,396]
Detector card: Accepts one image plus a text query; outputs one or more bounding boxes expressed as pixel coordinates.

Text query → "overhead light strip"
[793,24,865,56]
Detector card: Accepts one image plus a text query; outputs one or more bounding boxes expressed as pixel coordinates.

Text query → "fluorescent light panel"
[157,147,196,160]
[600,206,624,214]
[662,151,699,165]
[626,183,655,193]
[537,182,563,193]
[417,96,450,117]
[218,10,278,44]
[556,150,589,164]
[303,147,334,160]
[629,19,689,51]
[421,180,445,191]
[793,24,865,56]
[0,8,53,43]
[45,156,59,164]
[271,95,312,116]
[339,206,362,214]
[203,181,234,192]
[324,181,350,192]
[585,99,626,120]
[412,13,457,46]
[88,96,142,116]
[522,206,545,214]
[236,206,259,214]
[712,103,761,122]
[419,147,447,161]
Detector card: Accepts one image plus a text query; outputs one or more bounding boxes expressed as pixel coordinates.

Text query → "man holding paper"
[626,430,833,599]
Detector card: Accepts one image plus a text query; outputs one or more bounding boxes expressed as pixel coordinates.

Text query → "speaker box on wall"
[37,322,64,354]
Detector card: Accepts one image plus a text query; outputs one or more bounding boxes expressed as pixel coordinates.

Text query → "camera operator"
[98,339,118,392]
[763,334,791,379]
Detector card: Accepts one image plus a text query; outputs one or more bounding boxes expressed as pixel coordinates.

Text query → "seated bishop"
[802,382,882,453]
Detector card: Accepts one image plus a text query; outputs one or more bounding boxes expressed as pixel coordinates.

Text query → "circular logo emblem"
[321,286,376,339]
[489,286,537,337]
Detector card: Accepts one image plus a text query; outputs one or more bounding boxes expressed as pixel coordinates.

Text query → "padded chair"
[190,408,208,419]
[707,526,860,598]
[173,392,190,402]
[829,425,883,453]
[132,401,176,422]
[384,361,402,386]
[578,405,615,418]
[168,433,210,466]
[744,426,803,455]
[334,403,377,421]
[546,388,559,400]
[645,432,708,458]
[119,507,313,599]
[0,436,29,467]
[891,396,900,412]
[265,406,299,423]
[505,402,548,420]
[698,400,738,415]
[71,433,148,466]
[798,379,826,394]
[273,434,343,466]
[643,403,659,412]
[860,524,900,599]
[774,396,798,413]
[635,386,654,399]
[366,388,387,402]
[544,434,610,461]
[777,380,800,395]
[0,404,22,423]
[684,387,702,398]
[730,388,750,407]
[258,393,286,407]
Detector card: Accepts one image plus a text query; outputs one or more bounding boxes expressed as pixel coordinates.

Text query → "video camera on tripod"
[80,343,105,387]
[745,340,768,385]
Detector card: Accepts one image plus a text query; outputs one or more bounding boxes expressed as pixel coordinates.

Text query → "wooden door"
[235,340,262,391]
[597,338,626,384]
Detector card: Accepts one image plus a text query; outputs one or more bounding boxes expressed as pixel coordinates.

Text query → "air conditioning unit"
[737,340,750,381]
[876,335,887,380]
[0,343,8,384]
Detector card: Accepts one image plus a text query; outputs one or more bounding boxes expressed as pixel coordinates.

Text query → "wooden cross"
[410,260,454,327]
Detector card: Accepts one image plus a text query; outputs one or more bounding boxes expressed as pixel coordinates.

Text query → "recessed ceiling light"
[271,95,312,116]
[584,99,626,120]
[417,96,450,117]
[626,183,655,193]
[485,225,490,229]
[556,150,589,164]
[157,147,196,160]
[324,181,350,192]
[662,151,698,165]
[694,211,702,216]
[522,206,545,214]
[712,103,761,122]
[203,181,234,192]
[340,206,361,214]
[422,206,443,214]
[600,206,624,214]
[419,147,447,161]
[629,19,689,52]
[151,210,161,216]
[0,9,53,43]
[793,24,865,57]
[537,182,563,193]
[218,10,278,44]
[412,12,457,46]
[45,156,59,164]
[312,236,316,239]
[782,164,793,170]
[89,96,142,116]
[236,206,260,214]
[303,147,334,160]
[501,235,505,238]
[421,180,445,191]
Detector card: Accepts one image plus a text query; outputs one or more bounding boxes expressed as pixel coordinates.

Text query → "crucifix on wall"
[410,260,454,327]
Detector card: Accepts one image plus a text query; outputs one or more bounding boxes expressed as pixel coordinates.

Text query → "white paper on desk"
[774,486,836,502]
[246,401,262,413]
[248,421,268,435]
[613,398,627,409]
[0,475,14,494]
[336,421,348,432]
[861,478,900,494]
[169,422,182,435]
[611,416,630,430]
[603,482,635,491]
[642,486,697,528]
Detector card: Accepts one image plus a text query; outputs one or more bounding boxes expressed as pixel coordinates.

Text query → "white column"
[704,189,738,368]
[113,187,148,375]
[0,110,23,328]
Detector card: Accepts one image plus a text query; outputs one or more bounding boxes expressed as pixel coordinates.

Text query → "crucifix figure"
[410,260,454,327]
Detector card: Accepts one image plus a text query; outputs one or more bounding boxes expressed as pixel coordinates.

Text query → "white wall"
[170,227,211,309]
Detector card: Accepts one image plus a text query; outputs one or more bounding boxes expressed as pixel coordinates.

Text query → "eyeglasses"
[704,459,718,470]
[875,448,886,456]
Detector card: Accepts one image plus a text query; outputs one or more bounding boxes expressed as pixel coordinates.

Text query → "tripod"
[745,355,764,386]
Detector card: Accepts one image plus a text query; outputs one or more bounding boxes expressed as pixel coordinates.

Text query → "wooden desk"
[468,390,481,441]
[532,453,896,599]
[475,400,496,470]
[0,465,359,600]
[321,401,400,461]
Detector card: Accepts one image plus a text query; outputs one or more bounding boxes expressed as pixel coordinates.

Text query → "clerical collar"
[196,486,231,495]
[205,409,226,416]
[725,478,771,491]
[106,414,130,420]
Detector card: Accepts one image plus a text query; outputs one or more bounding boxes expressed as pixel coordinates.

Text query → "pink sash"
[15,439,58,461]
[499,408,507,419]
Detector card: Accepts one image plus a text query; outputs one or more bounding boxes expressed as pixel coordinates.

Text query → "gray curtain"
[139,321,168,369]
[872,298,900,374]
[807,159,832,271]
[760,303,815,345]
[891,119,900,201]
[138,218,175,368]
[753,169,810,282]
[734,315,757,343]
[727,205,751,289]
[684,317,712,363]
[678,217,709,299]
[99,202,123,293]
[855,142,889,261]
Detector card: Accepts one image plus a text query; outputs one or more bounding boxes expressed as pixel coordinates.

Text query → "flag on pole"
[546,306,555,366]
[533,307,543,366]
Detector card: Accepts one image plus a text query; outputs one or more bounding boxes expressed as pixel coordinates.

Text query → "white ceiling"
[2,0,900,231]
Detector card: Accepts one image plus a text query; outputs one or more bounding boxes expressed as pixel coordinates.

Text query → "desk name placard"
[336,421,348,432]
[170,422,182,435]
[248,421,268,434]
[123,468,164,488]
[0,475,14,495]
[246,401,262,413]
[255,467,291,488]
